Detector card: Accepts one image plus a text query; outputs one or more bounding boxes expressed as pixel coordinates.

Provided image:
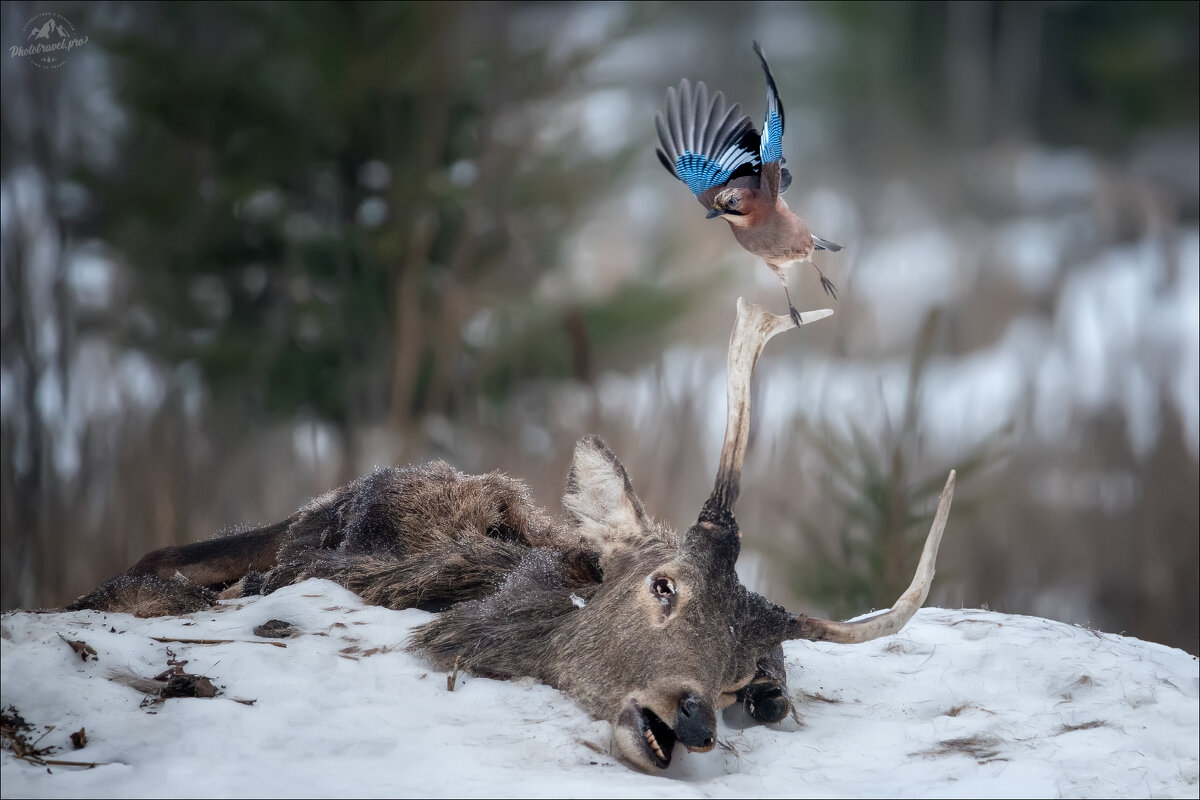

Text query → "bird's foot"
[789,304,803,328]
[818,274,839,300]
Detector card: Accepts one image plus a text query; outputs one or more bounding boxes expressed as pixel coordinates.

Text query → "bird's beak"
[705,207,724,219]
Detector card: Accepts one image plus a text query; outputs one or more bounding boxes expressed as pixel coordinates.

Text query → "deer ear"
[562,436,653,555]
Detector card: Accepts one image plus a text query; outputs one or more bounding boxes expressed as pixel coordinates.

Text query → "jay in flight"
[656,42,841,326]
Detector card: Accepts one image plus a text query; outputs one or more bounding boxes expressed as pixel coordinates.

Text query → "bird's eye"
[728,196,740,208]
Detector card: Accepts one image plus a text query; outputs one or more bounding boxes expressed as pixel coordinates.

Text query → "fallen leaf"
[58,635,97,663]
[70,728,87,749]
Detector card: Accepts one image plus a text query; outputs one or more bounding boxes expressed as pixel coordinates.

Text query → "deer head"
[412,299,956,771]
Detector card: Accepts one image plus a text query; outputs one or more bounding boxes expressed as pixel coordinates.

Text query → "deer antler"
[701,297,957,649]
[701,299,832,523]
[784,469,955,643]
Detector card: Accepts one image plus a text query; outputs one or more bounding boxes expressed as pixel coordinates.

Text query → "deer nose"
[674,692,717,752]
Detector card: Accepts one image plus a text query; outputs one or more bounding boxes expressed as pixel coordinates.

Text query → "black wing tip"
[751,40,784,128]
[753,41,772,75]
[657,148,676,177]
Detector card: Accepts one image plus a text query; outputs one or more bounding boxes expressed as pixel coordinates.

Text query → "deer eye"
[650,576,675,604]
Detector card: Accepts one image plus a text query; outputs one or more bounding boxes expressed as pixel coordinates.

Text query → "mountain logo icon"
[11,12,87,70]
[28,19,70,42]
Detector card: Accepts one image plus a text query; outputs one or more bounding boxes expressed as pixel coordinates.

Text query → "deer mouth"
[616,700,678,769]
[639,707,678,768]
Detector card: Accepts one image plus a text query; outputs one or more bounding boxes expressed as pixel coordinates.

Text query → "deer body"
[69,301,956,772]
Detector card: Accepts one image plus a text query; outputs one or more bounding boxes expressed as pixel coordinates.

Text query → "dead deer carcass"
[69,300,956,772]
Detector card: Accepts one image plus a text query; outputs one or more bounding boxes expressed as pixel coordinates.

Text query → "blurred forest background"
[2,2,1197,655]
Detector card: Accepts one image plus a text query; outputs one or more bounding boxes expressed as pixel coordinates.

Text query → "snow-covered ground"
[2,579,1197,798]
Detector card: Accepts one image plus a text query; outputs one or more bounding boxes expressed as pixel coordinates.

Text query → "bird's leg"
[783,284,803,328]
[812,262,838,300]
[772,263,804,328]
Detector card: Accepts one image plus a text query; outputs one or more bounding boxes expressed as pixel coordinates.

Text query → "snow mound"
[2,580,1197,798]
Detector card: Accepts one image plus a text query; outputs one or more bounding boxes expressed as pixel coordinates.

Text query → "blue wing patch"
[675,152,734,196]
[753,42,786,165]
[760,111,783,164]
[656,79,760,199]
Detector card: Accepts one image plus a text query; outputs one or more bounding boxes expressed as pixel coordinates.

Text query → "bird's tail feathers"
[812,234,843,252]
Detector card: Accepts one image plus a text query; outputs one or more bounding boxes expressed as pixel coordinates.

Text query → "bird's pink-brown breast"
[727,197,813,267]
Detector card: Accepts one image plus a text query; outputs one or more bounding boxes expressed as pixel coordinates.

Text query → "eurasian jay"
[656,42,841,326]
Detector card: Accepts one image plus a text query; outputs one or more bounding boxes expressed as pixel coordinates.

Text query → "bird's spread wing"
[753,42,786,200]
[656,78,761,205]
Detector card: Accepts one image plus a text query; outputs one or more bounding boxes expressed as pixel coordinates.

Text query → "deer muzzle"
[674,692,717,752]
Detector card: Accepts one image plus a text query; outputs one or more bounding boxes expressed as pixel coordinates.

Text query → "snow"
[2,580,1196,798]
